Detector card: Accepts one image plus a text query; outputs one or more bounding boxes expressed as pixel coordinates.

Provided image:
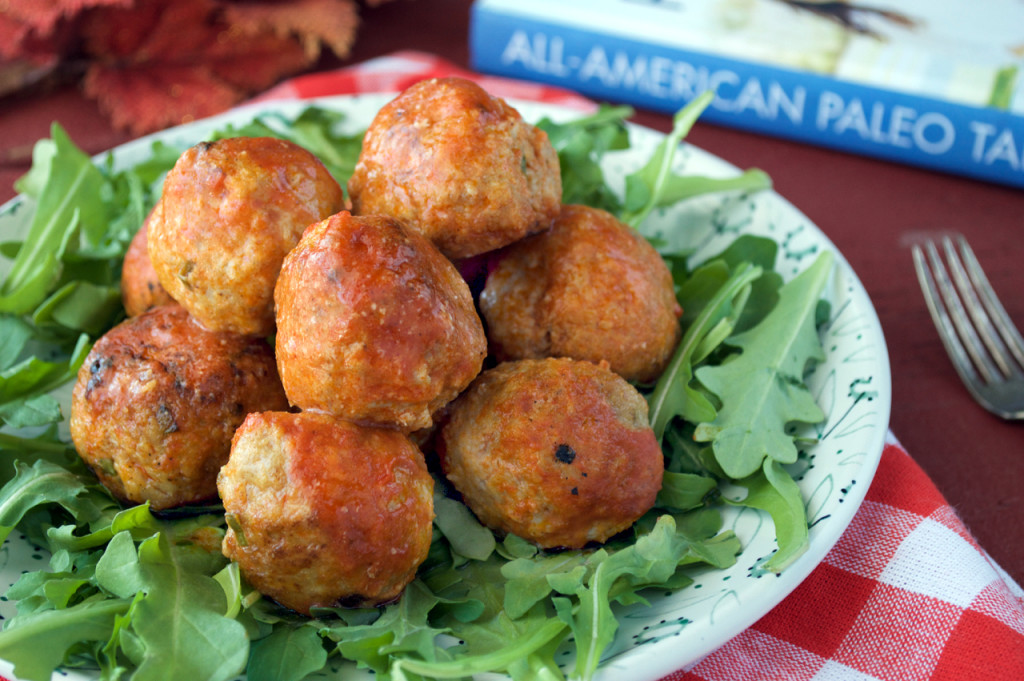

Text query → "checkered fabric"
[251,49,597,112]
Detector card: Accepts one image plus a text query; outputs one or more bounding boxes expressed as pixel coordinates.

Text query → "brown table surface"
[2,0,1021,588]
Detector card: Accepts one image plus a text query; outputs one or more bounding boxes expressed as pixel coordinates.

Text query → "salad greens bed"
[0,92,832,681]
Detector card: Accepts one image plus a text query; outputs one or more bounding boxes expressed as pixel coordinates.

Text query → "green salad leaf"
[0,459,92,545]
[726,459,810,572]
[648,260,763,437]
[247,623,328,681]
[620,91,771,228]
[694,251,833,479]
[554,514,728,681]
[0,125,107,315]
[0,597,133,681]
[536,104,632,213]
[118,533,247,681]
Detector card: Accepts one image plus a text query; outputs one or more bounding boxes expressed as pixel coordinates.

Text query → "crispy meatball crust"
[347,77,561,259]
[149,136,344,336]
[218,411,435,614]
[439,358,663,549]
[480,204,683,384]
[69,304,289,510]
[121,203,174,317]
[274,211,487,431]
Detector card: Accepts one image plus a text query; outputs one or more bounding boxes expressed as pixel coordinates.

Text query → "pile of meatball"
[70,78,683,615]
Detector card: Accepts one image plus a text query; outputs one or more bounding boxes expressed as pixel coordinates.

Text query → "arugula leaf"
[0,332,89,403]
[0,124,108,314]
[324,580,453,675]
[726,460,809,572]
[13,136,57,199]
[502,552,589,620]
[414,557,570,681]
[648,261,763,437]
[0,315,34,369]
[0,332,90,431]
[118,533,248,681]
[558,516,697,681]
[391,619,568,681]
[0,393,62,428]
[5,560,96,615]
[0,597,132,681]
[433,486,496,563]
[126,140,186,187]
[692,235,782,334]
[497,511,737,681]
[32,280,123,336]
[536,104,632,214]
[657,472,717,512]
[0,428,80,490]
[99,591,144,680]
[0,459,91,545]
[48,504,160,553]
[247,623,328,681]
[694,251,833,479]
[620,92,771,228]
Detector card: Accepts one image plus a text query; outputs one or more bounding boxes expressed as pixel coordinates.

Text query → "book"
[469,0,1024,189]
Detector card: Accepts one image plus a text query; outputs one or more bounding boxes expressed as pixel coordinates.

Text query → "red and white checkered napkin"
[252,49,596,110]
[260,51,1024,680]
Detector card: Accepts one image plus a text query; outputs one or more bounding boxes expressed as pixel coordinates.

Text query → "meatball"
[347,77,561,259]
[275,211,486,432]
[480,204,682,384]
[149,136,344,336]
[218,410,434,614]
[439,358,663,549]
[121,203,174,317]
[70,304,289,510]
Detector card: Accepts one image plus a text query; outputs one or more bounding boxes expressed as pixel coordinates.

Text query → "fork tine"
[916,240,1001,384]
[913,243,985,386]
[941,236,1021,378]
[953,235,1024,372]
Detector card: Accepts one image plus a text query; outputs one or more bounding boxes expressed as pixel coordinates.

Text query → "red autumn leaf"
[79,0,348,134]
[7,0,369,134]
[204,27,312,92]
[0,0,130,60]
[3,0,131,40]
[80,0,219,60]
[84,61,242,134]
[223,0,360,60]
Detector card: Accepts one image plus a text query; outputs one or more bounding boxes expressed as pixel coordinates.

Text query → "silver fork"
[912,234,1024,420]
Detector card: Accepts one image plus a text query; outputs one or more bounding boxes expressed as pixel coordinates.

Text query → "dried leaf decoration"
[225,0,360,60]
[0,0,132,59]
[1,0,370,134]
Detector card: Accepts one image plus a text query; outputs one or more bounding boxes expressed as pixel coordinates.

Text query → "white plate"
[0,94,891,681]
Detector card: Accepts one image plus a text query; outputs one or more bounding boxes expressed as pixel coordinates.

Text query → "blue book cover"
[469,0,1024,189]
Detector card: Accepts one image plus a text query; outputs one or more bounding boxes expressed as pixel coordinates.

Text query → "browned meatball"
[439,358,663,549]
[347,77,561,259]
[69,304,289,510]
[274,211,486,432]
[480,204,683,384]
[218,410,434,614]
[121,203,175,317]
[149,136,344,336]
